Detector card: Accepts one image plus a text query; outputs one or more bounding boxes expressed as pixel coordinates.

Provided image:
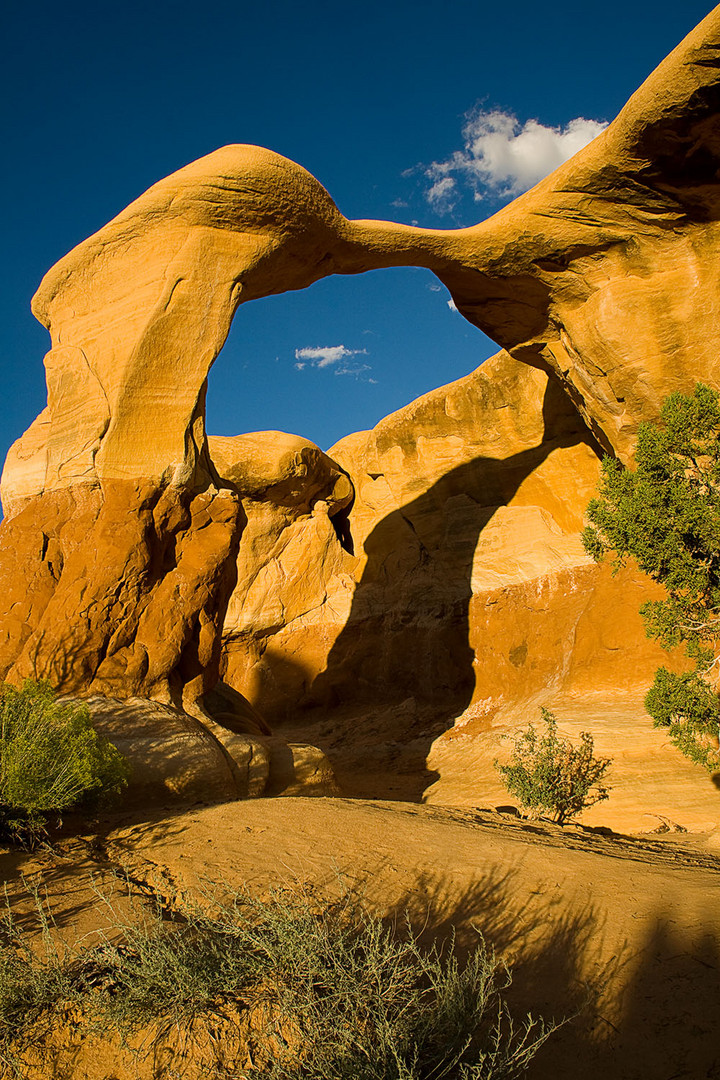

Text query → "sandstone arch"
[1,6,720,716]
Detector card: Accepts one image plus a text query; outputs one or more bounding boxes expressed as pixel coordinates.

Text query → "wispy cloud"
[426,176,457,208]
[426,109,607,212]
[336,361,375,381]
[294,345,375,381]
[295,345,367,369]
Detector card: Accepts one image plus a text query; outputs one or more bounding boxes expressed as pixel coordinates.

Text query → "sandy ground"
[2,796,719,1079]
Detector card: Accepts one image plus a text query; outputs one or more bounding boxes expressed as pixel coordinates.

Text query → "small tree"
[495,709,612,825]
[583,383,720,771]
[0,680,129,841]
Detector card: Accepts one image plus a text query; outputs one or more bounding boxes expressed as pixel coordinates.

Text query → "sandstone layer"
[221,349,632,719]
[1,11,720,810]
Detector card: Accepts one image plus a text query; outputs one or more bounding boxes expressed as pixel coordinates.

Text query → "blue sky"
[0,0,713,462]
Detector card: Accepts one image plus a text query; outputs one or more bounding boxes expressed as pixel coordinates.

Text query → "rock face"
[218,351,684,811]
[216,431,354,716]
[1,11,719,806]
[221,350,606,717]
[0,482,244,707]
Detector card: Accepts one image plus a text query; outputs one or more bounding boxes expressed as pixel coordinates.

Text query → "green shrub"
[0,881,560,1079]
[495,709,612,825]
[0,680,128,842]
[644,667,720,770]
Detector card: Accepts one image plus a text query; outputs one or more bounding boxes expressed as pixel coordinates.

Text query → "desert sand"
[2,795,718,1079]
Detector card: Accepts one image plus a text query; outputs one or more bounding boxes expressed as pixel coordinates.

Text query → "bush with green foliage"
[0,880,559,1079]
[583,382,720,771]
[0,680,128,841]
[495,709,612,825]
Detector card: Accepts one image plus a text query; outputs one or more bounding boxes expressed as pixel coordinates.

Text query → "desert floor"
[3,794,719,1079]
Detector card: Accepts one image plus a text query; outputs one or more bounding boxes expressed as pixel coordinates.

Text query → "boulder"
[82,696,265,806]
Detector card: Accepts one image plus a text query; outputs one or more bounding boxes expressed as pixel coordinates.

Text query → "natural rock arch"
[1,6,720,712]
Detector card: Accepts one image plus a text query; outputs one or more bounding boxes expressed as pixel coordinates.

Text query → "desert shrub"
[0,881,560,1079]
[0,680,128,842]
[495,709,612,825]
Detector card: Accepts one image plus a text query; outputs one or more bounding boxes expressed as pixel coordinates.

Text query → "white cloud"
[426,109,607,210]
[294,345,374,380]
[294,344,367,369]
[426,176,457,207]
[447,298,458,312]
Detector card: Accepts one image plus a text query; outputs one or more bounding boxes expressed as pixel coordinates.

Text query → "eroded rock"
[0,11,719,807]
[82,696,257,806]
[221,352,677,728]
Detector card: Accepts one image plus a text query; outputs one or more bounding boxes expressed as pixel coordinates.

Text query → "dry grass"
[0,876,559,1079]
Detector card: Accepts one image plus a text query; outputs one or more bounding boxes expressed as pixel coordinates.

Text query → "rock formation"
[221,350,674,722]
[217,349,691,813]
[1,9,720,805]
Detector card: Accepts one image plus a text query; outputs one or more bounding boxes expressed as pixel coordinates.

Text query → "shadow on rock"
[291,375,601,800]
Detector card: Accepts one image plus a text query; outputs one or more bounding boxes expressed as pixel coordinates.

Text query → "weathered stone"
[0,482,244,709]
[78,696,339,805]
[264,739,342,798]
[83,696,260,806]
[221,351,676,722]
[217,432,353,717]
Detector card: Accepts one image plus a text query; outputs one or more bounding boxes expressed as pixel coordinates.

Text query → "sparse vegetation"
[583,383,720,771]
[0,679,128,843]
[0,880,559,1079]
[495,709,612,825]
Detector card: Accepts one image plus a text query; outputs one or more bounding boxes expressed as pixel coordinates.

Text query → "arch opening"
[205,266,499,452]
